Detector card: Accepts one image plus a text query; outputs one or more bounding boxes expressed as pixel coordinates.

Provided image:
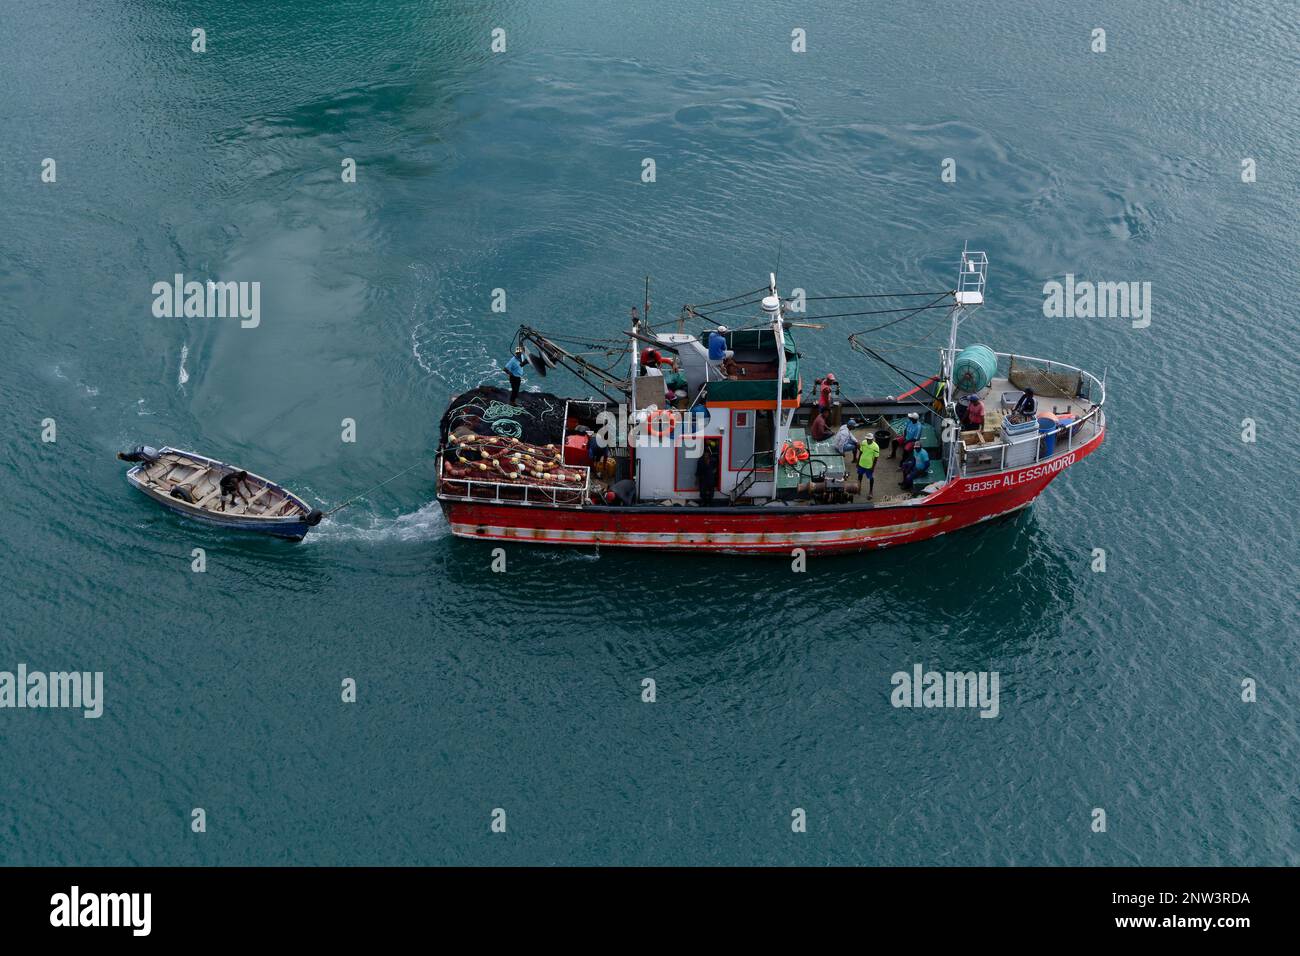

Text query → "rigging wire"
[801,290,953,301]
[806,295,954,325]
[841,292,955,335]
[686,285,770,310]
[852,340,938,399]
[857,311,953,353]
[691,294,769,318]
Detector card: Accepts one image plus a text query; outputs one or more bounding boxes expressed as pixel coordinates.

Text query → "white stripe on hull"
[449,515,950,550]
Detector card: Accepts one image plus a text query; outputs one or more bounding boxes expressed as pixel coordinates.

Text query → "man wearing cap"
[832,418,860,467]
[505,346,526,404]
[856,433,881,499]
[901,445,931,491]
[817,373,837,415]
[707,326,729,362]
[1012,387,1036,420]
[963,393,987,432]
[605,477,637,506]
[891,412,923,460]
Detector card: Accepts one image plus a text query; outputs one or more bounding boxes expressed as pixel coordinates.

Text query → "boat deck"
[137,452,303,517]
[777,424,929,505]
[776,373,1103,506]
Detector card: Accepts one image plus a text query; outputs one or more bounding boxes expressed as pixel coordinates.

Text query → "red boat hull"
[440,429,1103,555]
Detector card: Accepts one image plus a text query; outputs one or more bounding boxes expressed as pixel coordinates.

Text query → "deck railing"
[950,352,1106,478]
[435,452,591,507]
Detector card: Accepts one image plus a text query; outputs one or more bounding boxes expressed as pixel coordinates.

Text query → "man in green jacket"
[857,435,880,500]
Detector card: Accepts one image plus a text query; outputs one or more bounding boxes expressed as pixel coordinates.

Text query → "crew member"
[901,446,931,491]
[1012,387,1036,419]
[688,395,709,424]
[831,419,860,464]
[964,393,986,432]
[664,362,689,406]
[856,433,880,500]
[605,477,637,506]
[640,346,666,374]
[707,327,728,362]
[219,469,254,511]
[505,347,526,404]
[810,408,832,442]
[817,373,836,415]
[696,445,718,506]
[891,412,923,460]
[582,425,609,467]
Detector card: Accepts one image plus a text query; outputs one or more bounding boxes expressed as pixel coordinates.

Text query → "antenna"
[954,243,987,307]
[948,244,988,361]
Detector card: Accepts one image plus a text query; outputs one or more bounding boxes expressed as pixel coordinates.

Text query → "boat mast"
[948,243,988,372]
[763,273,786,447]
[764,272,782,408]
[945,244,988,473]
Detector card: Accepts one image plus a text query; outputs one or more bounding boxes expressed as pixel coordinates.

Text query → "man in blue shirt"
[505,347,526,404]
[890,411,923,459]
[901,446,931,491]
[707,327,728,362]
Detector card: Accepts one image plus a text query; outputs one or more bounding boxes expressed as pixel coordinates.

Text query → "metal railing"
[435,452,591,507]
[949,352,1106,478]
[730,448,775,501]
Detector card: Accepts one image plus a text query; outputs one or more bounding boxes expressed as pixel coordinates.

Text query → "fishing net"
[439,386,571,447]
[1008,357,1081,399]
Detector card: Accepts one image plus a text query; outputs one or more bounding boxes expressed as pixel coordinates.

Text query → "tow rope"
[324,460,430,517]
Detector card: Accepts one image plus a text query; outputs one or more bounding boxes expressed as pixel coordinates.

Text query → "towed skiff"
[120,446,322,540]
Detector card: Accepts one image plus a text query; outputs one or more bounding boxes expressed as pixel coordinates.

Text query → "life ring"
[647,409,676,439]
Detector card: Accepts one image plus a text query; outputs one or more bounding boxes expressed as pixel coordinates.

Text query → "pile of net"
[438,386,569,447]
[441,432,587,489]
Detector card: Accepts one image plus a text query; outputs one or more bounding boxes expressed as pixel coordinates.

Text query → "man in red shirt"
[817,373,837,413]
[810,409,832,442]
[640,347,665,373]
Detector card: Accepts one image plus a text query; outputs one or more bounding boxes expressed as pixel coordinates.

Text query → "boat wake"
[407,262,498,390]
[309,499,447,544]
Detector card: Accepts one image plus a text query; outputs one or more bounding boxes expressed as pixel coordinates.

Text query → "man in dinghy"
[218,469,254,511]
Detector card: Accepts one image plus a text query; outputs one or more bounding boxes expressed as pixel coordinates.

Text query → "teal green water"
[1,1,1296,865]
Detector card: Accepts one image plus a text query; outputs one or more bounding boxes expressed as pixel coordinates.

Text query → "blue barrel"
[952,345,997,393]
[1038,416,1056,456]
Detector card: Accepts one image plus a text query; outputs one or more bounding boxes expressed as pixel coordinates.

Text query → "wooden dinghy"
[119,446,323,540]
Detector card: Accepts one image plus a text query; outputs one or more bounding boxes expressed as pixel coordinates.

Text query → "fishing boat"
[120,446,323,540]
[435,248,1106,555]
